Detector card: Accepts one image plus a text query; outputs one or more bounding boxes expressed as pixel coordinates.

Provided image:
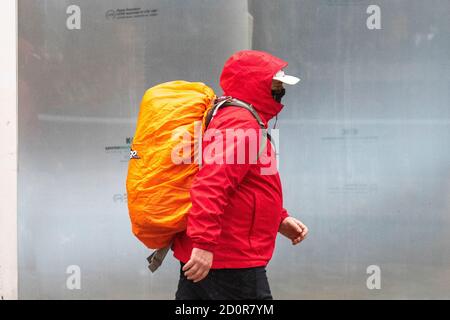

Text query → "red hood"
[220,50,288,125]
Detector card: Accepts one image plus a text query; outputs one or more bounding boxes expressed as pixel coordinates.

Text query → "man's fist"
[279,217,309,245]
[183,248,214,283]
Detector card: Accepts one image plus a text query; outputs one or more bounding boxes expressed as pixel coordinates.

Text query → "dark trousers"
[175,263,273,300]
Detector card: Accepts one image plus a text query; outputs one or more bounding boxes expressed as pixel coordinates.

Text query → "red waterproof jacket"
[172,50,291,269]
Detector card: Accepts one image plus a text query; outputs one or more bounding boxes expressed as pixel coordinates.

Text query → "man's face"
[272,80,284,91]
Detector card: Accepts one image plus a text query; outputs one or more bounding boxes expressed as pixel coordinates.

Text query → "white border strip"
[0,0,18,300]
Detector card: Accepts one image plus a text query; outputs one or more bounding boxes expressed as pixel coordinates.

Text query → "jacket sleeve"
[187,109,260,253]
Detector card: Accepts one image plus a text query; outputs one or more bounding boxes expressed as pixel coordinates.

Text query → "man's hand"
[183,248,214,283]
[279,217,309,245]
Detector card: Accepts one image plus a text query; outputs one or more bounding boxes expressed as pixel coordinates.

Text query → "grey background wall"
[18,0,450,299]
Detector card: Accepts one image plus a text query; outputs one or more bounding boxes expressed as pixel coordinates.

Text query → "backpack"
[126,81,267,270]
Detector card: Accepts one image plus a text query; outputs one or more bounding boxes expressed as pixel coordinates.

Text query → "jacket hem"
[173,252,268,269]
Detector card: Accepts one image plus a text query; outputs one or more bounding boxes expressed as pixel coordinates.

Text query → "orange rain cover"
[126,81,215,249]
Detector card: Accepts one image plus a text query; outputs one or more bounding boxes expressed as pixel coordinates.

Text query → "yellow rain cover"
[126,81,215,249]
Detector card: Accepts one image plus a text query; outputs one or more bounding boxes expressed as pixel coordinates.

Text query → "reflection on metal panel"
[19,0,450,299]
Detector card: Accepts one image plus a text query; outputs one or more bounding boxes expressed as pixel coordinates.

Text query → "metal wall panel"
[18,0,251,299]
[19,0,450,299]
[249,0,450,299]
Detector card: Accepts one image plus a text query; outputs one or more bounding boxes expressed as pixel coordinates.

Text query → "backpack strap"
[147,244,171,273]
[205,97,269,160]
[205,97,266,130]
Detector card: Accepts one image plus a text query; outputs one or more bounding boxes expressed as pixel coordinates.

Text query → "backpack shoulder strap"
[204,98,230,129]
[204,97,269,160]
[205,97,266,130]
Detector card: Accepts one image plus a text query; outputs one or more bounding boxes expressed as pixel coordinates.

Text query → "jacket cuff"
[280,208,290,223]
[192,242,216,253]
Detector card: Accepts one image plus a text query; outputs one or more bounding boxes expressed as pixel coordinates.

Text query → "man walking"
[172,50,309,300]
